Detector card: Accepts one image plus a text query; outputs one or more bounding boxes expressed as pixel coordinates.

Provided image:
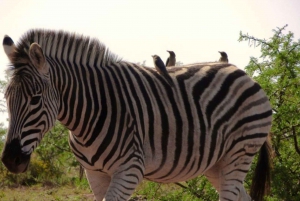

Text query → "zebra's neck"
[49,57,126,135]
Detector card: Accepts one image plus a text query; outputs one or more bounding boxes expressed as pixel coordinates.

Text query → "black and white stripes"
[2,29,272,201]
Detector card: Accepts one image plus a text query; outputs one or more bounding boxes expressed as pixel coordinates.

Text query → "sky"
[0,0,300,126]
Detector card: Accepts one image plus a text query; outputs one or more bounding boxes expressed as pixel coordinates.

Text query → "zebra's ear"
[3,35,16,62]
[28,43,48,74]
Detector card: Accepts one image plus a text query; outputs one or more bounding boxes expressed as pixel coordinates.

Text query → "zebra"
[1,29,272,201]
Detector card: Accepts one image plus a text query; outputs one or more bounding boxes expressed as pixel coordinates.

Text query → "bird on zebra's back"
[152,54,174,86]
[166,50,176,67]
[218,51,229,63]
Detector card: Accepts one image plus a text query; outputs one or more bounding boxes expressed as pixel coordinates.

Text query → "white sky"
[0,0,300,126]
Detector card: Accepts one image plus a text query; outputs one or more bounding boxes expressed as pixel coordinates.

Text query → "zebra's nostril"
[15,156,21,166]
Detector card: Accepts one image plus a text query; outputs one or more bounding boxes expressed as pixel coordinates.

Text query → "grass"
[0,185,94,201]
[0,181,213,201]
[0,162,217,201]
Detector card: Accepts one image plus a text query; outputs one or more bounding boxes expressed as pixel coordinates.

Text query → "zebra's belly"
[143,157,208,183]
[143,146,213,183]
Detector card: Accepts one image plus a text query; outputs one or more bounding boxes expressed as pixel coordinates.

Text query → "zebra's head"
[1,35,58,173]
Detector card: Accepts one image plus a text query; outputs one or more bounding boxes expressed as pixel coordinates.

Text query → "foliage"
[0,74,8,113]
[136,60,147,66]
[239,24,300,200]
[0,122,86,188]
[175,61,183,66]
[0,74,8,135]
[35,122,79,178]
[136,60,184,67]
[133,176,218,201]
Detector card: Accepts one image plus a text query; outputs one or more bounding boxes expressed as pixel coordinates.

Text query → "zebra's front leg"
[85,169,111,201]
[104,162,145,201]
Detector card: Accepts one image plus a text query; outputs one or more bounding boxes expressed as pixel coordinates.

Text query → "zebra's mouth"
[1,138,31,174]
[1,151,31,174]
[3,156,30,174]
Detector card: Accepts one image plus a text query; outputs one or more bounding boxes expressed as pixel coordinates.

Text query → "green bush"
[0,122,84,187]
[132,176,218,201]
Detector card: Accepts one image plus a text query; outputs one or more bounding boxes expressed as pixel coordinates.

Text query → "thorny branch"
[292,126,300,155]
[250,58,262,72]
[174,182,202,198]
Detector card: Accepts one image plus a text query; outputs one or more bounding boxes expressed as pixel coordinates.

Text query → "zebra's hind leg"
[204,155,253,201]
[85,169,111,201]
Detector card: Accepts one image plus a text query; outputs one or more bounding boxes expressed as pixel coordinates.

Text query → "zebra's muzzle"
[1,138,31,174]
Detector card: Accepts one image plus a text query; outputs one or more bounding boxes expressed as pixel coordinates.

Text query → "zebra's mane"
[8,29,122,71]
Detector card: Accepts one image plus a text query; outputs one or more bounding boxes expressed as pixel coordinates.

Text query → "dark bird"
[152,55,174,86]
[218,51,229,63]
[166,50,176,67]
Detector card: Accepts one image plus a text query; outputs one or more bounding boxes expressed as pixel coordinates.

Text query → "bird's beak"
[166,50,170,53]
[151,55,154,58]
[218,51,221,53]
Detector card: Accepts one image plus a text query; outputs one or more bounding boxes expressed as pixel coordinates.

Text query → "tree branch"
[292,126,300,155]
[174,182,202,198]
[288,44,300,54]
[242,35,273,49]
[250,58,262,73]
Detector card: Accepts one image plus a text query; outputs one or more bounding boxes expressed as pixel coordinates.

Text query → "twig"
[174,182,202,198]
[292,126,300,155]
[250,58,262,72]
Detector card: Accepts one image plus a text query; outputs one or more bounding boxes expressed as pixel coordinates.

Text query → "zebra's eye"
[30,95,41,105]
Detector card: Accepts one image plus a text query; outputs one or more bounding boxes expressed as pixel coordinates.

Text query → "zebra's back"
[141,63,272,184]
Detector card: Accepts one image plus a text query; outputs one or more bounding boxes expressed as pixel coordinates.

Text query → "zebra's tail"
[250,134,273,201]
